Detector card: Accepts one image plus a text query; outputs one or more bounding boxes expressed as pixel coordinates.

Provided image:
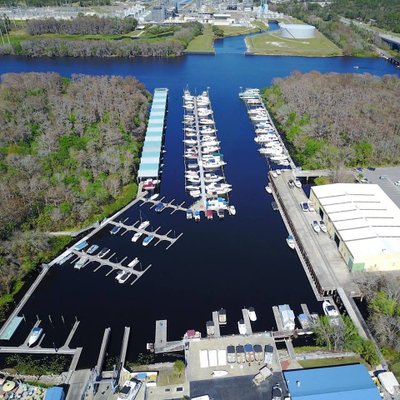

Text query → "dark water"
[0,37,398,368]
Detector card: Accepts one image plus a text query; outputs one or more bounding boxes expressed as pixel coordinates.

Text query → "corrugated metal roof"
[312,184,400,258]
[284,364,381,400]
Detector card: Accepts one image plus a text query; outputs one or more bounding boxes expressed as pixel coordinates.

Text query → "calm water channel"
[0,32,399,368]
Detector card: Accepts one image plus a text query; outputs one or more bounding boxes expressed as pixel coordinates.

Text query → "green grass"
[298,356,369,369]
[252,20,269,31]
[382,348,400,381]
[185,25,215,53]
[246,30,342,56]
[220,25,259,37]
[294,346,324,353]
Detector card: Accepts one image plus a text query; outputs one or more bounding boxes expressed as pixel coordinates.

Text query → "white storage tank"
[279,23,316,39]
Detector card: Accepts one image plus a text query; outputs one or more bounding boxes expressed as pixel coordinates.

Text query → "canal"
[0,34,398,368]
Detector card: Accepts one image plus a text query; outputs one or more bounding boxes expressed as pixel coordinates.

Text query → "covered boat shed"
[284,364,381,400]
[137,88,169,181]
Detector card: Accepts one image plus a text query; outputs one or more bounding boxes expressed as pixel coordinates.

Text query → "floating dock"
[239,88,295,169]
[138,88,168,182]
[241,308,253,335]
[183,89,231,216]
[211,311,221,338]
[154,320,184,354]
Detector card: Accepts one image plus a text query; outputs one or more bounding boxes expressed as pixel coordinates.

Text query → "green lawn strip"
[220,25,259,37]
[252,20,269,31]
[185,25,215,53]
[298,356,369,369]
[246,30,342,56]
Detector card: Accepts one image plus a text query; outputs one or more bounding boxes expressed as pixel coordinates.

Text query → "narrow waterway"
[0,36,398,368]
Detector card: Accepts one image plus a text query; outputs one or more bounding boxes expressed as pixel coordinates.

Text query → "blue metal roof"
[45,387,65,400]
[284,364,381,400]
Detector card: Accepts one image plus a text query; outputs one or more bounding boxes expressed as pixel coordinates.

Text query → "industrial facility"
[279,23,316,39]
[310,183,400,272]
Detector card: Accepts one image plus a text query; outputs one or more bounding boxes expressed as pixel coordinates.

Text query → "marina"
[183,89,233,219]
[239,88,296,170]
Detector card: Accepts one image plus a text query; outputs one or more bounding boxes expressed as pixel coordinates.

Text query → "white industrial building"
[310,183,400,272]
[279,23,316,39]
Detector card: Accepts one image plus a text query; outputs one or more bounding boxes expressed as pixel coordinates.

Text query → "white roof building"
[310,183,400,272]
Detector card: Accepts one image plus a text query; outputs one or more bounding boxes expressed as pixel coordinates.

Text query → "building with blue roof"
[45,386,65,400]
[284,364,381,400]
[138,88,168,181]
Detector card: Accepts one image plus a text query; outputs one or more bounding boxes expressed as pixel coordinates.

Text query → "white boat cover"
[199,350,209,368]
[208,350,218,367]
[217,349,227,366]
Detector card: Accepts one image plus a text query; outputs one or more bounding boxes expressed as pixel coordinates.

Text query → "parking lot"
[356,167,400,208]
[190,373,287,400]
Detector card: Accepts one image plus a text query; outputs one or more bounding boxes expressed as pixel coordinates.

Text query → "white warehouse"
[310,183,400,272]
[279,23,316,39]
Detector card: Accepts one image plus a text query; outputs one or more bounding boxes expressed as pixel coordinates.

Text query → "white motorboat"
[186,184,200,191]
[187,176,201,183]
[202,160,226,169]
[255,135,278,143]
[117,378,142,400]
[132,231,143,242]
[312,220,321,233]
[150,193,159,200]
[212,370,228,377]
[265,185,272,194]
[74,257,88,270]
[270,154,288,162]
[251,115,269,123]
[294,179,302,188]
[190,190,201,198]
[276,169,281,175]
[184,139,197,145]
[206,182,232,190]
[115,270,131,284]
[27,327,43,347]
[185,153,199,160]
[228,205,236,215]
[238,319,247,335]
[200,118,214,125]
[185,171,200,178]
[204,173,224,183]
[286,235,295,249]
[143,235,155,247]
[128,257,139,268]
[201,127,216,134]
[323,300,340,322]
[138,220,150,230]
[86,244,99,255]
[248,307,257,322]
[271,171,278,178]
[202,146,220,154]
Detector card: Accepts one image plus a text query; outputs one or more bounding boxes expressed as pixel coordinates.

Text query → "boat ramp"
[182,89,234,220]
[239,88,295,170]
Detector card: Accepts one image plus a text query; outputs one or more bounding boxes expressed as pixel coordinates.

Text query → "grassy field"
[220,25,259,37]
[185,25,215,53]
[298,356,368,369]
[246,30,342,56]
[252,20,269,31]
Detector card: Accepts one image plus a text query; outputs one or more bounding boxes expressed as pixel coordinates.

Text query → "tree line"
[263,72,400,170]
[26,16,138,35]
[0,73,149,305]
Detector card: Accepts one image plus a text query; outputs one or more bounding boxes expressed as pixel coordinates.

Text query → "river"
[0,32,398,368]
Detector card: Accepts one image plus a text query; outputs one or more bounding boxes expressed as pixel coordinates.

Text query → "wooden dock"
[211,311,221,338]
[139,196,188,214]
[96,327,111,378]
[300,304,312,320]
[60,320,80,351]
[285,338,296,360]
[242,308,253,335]
[119,326,130,368]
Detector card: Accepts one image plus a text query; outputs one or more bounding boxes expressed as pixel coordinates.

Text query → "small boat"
[186,209,193,220]
[154,202,166,213]
[206,209,213,220]
[117,379,142,400]
[128,257,139,268]
[194,210,201,222]
[298,313,312,330]
[131,231,143,242]
[254,344,263,362]
[86,244,99,255]
[58,252,73,265]
[271,171,278,178]
[189,190,201,198]
[236,345,245,363]
[217,209,225,219]
[294,179,302,188]
[212,370,228,377]
[74,240,88,251]
[74,257,88,270]
[265,185,272,194]
[312,220,321,233]
[271,201,279,211]
[238,319,246,335]
[150,193,159,200]
[323,300,339,318]
[116,271,131,284]
[227,345,236,363]
[110,225,122,235]
[185,185,200,191]
[143,235,155,247]
[286,235,295,249]
[248,307,257,322]
[27,327,43,347]
[244,343,255,362]
[228,205,236,216]
[98,247,110,258]
[218,308,227,325]
[138,220,150,230]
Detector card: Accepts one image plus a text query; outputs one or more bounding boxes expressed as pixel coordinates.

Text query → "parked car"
[319,220,327,233]
[307,201,315,212]
[301,202,309,212]
[367,166,376,171]
[360,178,369,184]
[312,221,321,233]
[288,179,295,188]
[394,180,400,186]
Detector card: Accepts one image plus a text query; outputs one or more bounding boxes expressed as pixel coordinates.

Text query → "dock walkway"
[154,320,184,354]
[96,328,111,378]
[139,196,188,214]
[242,308,253,335]
[211,311,221,338]
[269,170,359,297]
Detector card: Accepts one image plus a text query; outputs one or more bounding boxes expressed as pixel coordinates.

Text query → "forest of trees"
[355,273,400,375]
[274,1,377,56]
[0,73,149,307]
[26,16,138,35]
[263,72,400,170]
